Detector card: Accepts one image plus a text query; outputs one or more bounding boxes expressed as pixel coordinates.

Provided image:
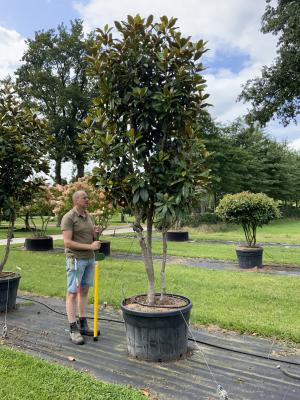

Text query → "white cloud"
[0,26,26,79]
[289,138,300,151]
[73,0,279,128]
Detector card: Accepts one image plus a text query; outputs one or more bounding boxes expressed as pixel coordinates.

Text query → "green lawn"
[4,247,300,343]
[104,236,300,266]
[0,346,145,400]
[187,218,300,244]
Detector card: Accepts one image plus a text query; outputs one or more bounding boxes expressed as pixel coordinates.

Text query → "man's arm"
[63,230,101,251]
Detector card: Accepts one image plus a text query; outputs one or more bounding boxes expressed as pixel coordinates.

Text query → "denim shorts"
[66,257,95,293]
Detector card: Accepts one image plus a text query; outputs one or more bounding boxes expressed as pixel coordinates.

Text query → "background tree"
[86,15,209,303]
[0,80,49,271]
[239,0,300,126]
[16,20,94,183]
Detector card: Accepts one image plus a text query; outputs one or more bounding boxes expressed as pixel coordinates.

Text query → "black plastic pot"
[100,240,110,256]
[236,247,263,268]
[166,231,189,242]
[0,272,21,312]
[121,294,192,362]
[25,237,53,251]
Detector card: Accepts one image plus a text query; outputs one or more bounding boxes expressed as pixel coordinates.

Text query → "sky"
[0,0,299,178]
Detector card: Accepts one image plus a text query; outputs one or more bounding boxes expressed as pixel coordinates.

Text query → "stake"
[93,250,105,342]
[93,259,100,341]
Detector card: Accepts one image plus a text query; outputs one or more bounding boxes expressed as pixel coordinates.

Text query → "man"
[61,190,101,345]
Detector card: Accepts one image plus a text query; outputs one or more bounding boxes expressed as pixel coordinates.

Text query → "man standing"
[61,190,101,345]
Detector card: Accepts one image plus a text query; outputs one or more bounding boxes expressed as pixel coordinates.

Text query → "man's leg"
[66,257,84,345]
[77,286,89,318]
[66,291,78,323]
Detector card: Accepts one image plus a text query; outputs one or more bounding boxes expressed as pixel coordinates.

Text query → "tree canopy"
[0,79,49,271]
[239,0,300,126]
[86,15,210,303]
[15,19,94,183]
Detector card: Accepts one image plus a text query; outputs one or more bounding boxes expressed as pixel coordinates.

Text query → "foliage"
[19,184,56,237]
[216,191,281,247]
[85,15,210,303]
[239,0,300,126]
[53,176,114,234]
[0,79,49,272]
[15,20,95,183]
[202,117,300,205]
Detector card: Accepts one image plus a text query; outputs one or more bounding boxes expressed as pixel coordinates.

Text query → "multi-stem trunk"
[160,228,167,301]
[134,211,155,304]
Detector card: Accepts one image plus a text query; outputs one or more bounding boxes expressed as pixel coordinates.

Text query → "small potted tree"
[0,79,49,311]
[86,15,209,361]
[216,191,280,268]
[21,184,56,251]
[53,176,114,255]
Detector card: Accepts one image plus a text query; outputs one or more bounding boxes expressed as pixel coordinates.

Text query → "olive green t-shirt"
[61,208,94,259]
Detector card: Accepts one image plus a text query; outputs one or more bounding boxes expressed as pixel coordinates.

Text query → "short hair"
[72,190,87,204]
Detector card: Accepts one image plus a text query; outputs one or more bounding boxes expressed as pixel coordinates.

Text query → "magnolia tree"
[85,15,210,304]
[19,184,57,237]
[0,80,49,272]
[53,176,114,234]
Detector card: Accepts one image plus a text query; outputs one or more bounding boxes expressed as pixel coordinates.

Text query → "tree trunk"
[24,213,30,230]
[160,229,167,300]
[134,212,155,304]
[75,160,85,180]
[0,218,14,273]
[120,211,125,223]
[55,159,62,185]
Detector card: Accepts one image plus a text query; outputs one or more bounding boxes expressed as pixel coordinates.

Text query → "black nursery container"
[166,231,189,242]
[236,247,263,268]
[100,240,110,256]
[0,273,21,312]
[121,294,192,362]
[25,237,53,251]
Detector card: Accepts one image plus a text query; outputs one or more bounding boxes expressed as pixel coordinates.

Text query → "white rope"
[180,310,230,400]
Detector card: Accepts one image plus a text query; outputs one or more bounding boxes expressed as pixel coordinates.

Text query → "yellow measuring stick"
[93,252,105,342]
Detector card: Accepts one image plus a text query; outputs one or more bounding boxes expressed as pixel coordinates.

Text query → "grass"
[104,236,300,266]
[4,246,300,343]
[187,218,300,244]
[0,346,145,400]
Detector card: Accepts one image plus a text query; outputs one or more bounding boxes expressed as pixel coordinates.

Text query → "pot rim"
[121,293,192,318]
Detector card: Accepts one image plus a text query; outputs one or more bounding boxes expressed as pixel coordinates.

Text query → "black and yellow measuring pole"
[93,250,105,341]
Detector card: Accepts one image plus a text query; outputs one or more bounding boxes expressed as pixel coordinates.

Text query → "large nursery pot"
[25,236,53,251]
[121,293,193,362]
[166,231,189,242]
[236,246,263,269]
[0,272,21,312]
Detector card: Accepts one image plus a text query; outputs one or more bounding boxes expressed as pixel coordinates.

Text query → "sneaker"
[78,317,100,337]
[69,324,85,345]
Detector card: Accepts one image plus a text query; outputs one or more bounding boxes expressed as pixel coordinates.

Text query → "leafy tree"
[216,192,280,247]
[86,15,210,303]
[239,0,300,126]
[15,20,94,183]
[53,176,114,234]
[0,80,49,271]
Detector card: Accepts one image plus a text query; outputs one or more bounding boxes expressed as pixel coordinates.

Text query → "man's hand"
[90,241,101,251]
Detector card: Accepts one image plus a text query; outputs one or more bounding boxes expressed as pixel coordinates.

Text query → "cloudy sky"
[0,0,299,177]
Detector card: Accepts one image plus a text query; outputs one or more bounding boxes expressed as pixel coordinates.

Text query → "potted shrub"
[86,15,209,361]
[0,79,49,311]
[53,176,114,255]
[216,191,280,268]
[21,184,57,251]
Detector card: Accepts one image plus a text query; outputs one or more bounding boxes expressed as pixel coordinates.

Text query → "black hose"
[16,295,300,369]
